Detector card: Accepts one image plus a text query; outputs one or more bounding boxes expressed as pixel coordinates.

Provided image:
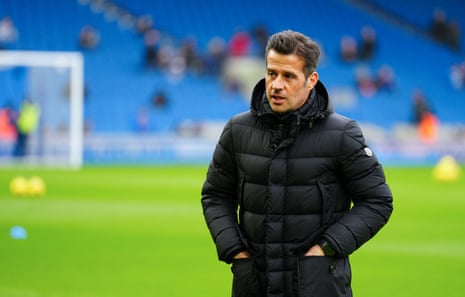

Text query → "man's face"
[265,49,318,113]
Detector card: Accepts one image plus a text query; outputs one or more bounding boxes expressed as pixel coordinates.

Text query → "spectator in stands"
[167,54,187,78]
[374,65,396,93]
[0,16,18,49]
[179,37,204,74]
[134,107,150,132]
[228,29,252,56]
[251,24,270,57]
[78,25,100,50]
[358,25,377,60]
[151,89,169,109]
[355,66,377,98]
[339,35,358,63]
[428,8,461,51]
[429,9,449,41]
[449,60,465,90]
[339,25,377,64]
[117,11,136,30]
[135,14,153,35]
[152,42,177,72]
[411,89,434,124]
[203,37,227,76]
[143,29,161,69]
[411,89,439,143]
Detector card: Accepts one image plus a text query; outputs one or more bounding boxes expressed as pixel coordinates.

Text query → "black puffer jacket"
[202,79,393,297]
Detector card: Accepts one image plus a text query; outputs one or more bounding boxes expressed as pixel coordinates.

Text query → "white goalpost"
[0,51,84,168]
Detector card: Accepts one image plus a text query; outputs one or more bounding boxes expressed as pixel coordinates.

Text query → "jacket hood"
[250,78,333,122]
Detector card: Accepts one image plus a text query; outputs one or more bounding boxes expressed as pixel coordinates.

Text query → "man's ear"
[308,71,319,90]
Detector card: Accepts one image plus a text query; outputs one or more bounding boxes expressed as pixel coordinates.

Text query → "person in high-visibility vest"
[13,99,40,157]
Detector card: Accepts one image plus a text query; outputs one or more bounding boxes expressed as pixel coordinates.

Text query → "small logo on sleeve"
[364,147,373,157]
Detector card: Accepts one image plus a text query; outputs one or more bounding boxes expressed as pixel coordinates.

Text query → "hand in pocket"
[231,258,262,297]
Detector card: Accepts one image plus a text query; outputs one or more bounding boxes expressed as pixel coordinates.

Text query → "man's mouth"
[271,95,286,104]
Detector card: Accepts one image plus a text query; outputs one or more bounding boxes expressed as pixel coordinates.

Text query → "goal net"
[0,51,84,168]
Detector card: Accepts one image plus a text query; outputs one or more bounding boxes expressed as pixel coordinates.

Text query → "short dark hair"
[265,30,320,77]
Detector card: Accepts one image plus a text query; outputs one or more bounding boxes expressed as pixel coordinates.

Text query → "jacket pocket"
[296,256,352,297]
[231,258,262,297]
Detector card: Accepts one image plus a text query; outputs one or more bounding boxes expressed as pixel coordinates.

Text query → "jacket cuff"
[223,246,247,264]
[317,237,338,257]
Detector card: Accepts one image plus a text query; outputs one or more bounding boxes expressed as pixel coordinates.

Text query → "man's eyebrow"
[266,67,297,76]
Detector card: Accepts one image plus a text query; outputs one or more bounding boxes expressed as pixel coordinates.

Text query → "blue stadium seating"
[368,0,465,50]
[1,0,463,133]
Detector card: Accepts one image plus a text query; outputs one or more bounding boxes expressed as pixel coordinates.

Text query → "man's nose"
[272,78,284,89]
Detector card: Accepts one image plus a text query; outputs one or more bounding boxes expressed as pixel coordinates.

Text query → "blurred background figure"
[203,37,227,76]
[339,35,358,63]
[358,25,377,60]
[428,9,450,43]
[179,37,203,74]
[0,103,17,141]
[228,29,251,57]
[410,88,439,144]
[151,89,168,109]
[250,24,269,57]
[418,111,439,144]
[411,89,434,125]
[412,89,433,125]
[134,107,149,132]
[135,14,153,35]
[143,29,161,69]
[0,16,18,49]
[374,64,396,93]
[449,60,465,90]
[355,66,377,98]
[12,99,40,158]
[78,25,100,50]
[428,8,461,51]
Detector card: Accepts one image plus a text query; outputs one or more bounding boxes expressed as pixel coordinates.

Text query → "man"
[201,30,393,297]
[13,99,40,157]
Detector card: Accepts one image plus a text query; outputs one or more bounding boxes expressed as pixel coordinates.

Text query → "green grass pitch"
[1,165,464,296]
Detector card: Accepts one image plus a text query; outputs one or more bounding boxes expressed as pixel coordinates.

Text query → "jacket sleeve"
[321,120,393,257]
[201,120,246,263]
